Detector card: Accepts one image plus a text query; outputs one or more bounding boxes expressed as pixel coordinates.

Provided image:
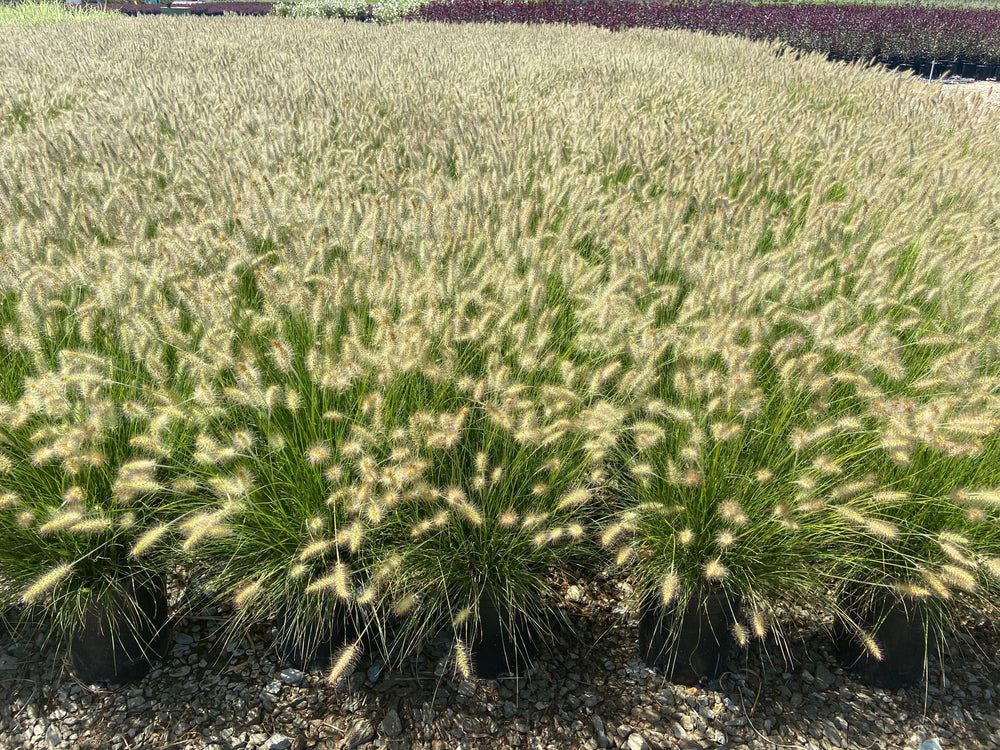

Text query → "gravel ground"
[874,64,1000,109]
[2,573,1000,750]
[934,79,1000,108]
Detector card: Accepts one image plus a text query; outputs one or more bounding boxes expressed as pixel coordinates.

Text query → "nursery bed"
[4,18,1000,750]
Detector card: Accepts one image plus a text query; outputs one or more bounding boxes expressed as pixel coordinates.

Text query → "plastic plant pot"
[930,61,950,79]
[930,61,952,80]
[891,59,917,75]
[274,603,356,671]
[833,590,928,690]
[638,589,736,685]
[69,574,170,685]
[467,593,538,680]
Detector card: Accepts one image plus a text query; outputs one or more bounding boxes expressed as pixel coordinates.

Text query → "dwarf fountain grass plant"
[797,371,1000,662]
[168,282,621,677]
[609,296,1000,669]
[609,316,872,660]
[739,306,1000,651]
[0,342,193,651]
[0,277,202,681]
[155,300,396,665]
[363,355,621,677]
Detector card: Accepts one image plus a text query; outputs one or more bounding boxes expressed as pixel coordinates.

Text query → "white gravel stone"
[380,708,402,738]
[44,725,60,748]
[263,733,291,750]
[278,668,304,686]
[344,718,374,749]
[264,679,283,695]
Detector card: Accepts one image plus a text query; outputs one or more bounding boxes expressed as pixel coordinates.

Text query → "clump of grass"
[798,336,1000,654]
[0,1,113,27]
[164,300,389,662]
[362,346,620,674]
[165,267,619,673]
[608,294,1000,668]
[607,315,864,656]
[0,321,192,646]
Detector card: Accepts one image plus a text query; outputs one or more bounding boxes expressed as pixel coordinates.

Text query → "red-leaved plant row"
[409,1,1000,65]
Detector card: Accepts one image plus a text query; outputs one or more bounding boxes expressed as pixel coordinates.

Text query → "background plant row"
[82,0,1000,69]
[410,1,1000,65]
[2,20,1000,680]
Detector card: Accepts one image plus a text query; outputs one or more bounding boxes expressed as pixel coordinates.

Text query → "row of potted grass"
[102,1,413,20]
[96,0,414,20]
[4,277,1000,689]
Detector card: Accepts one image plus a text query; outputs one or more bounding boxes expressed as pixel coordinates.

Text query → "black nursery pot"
[468,593,538,679]
[638,590,736,685]
[70,573,169,685]
[274,602,356,671]
[919,59,940,78]
[833,590,927,689]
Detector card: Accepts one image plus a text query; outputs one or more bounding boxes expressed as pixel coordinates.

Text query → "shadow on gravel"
[3,582,1000,750]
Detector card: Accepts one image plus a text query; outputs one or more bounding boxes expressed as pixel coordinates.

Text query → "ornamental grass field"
[1,18,1000,685]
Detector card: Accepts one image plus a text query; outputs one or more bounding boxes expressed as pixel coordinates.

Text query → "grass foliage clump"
[0,1,113,27]
[0,299,193,638]
[1,20,1000,681]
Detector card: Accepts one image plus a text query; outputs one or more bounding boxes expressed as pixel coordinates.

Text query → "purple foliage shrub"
[409,1,1000,64]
